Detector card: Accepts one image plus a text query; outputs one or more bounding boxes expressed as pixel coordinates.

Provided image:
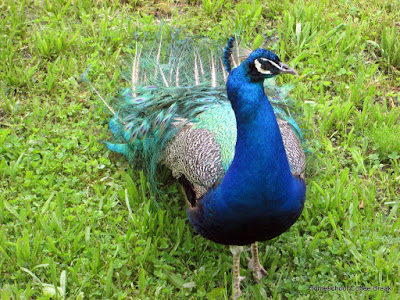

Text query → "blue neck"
[224,68,294,199]
[188,65,306,245]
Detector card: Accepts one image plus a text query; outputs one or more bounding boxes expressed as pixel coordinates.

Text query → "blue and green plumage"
[101,31,306,298]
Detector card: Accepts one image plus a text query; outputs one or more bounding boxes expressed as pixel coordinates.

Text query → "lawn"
[1,0,399,299]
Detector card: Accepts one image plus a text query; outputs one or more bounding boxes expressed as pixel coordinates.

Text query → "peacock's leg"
[246,242,267,282]
[229,245,245,300]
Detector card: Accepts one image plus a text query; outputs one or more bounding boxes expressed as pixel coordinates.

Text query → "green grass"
[1,0,399,299]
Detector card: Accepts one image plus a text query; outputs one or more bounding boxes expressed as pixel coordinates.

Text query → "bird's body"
[102,32,306,298]
[187,61,306,245]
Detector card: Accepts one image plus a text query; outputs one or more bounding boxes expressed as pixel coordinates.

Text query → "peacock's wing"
[277,118,306,178]
[161,102,236,199]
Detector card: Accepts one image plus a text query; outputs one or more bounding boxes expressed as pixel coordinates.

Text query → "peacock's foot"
[246,256,267,282]
[230,245,245,300]
[233,275,246,300]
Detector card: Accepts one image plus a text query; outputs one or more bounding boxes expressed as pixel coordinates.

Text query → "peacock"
[93,30,306,299]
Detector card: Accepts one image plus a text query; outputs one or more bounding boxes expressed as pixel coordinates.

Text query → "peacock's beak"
[278,62,298,76]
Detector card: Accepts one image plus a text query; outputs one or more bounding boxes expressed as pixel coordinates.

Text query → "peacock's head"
[246,49,298,81]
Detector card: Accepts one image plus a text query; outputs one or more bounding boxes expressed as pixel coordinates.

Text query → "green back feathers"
[193,103,236,171]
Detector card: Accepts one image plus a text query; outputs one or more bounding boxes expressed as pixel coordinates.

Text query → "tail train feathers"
[80,67,116,116]
[120,29,227,90]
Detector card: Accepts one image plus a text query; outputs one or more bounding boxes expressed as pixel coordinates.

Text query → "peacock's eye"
[254,57,279,75]
[258,58,272,70]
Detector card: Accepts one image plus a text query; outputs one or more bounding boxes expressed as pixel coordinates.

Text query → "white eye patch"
[254,60,272,74]
[254,58,282,75]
